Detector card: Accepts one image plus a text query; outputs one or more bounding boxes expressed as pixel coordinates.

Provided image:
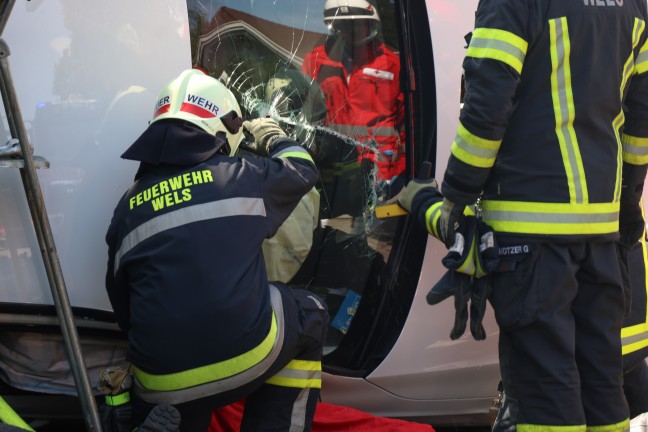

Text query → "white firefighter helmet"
[323,0,380,24]
[323,0,381,46]
[151,68,243,146]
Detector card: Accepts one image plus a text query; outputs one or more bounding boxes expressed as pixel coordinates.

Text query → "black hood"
[121,119,228,166]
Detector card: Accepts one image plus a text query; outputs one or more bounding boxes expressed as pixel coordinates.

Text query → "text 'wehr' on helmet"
[150,68,244,147]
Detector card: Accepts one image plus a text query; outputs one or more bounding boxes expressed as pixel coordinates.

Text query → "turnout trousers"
[491,239,629,431]
[621,237,648,418]
[131,283,328,432]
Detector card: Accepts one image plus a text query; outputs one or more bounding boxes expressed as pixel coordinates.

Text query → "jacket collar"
[121,119,227,167]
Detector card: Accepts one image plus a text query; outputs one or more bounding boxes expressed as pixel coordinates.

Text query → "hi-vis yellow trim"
[635,28,648,74]
[622,323,648,355]
[0,396,35,432]
[613,112,625,202]
[518,424,585,432]
[424,201,443,239]
[628,19,646,79]
[518,420,630,432]
[622,134,648,165]
[450,122,502,168]
[586,419,630,432]
[481,200,619,235]
[621,221,648,356]
[550,17,588,205]
[614,19,647,199]
[467,27,528,74]
[274,145,314,164]
[265,359,322,389]
[614,21,637,198]
[134,312,278,391]
[278,151,314,163]
[105,392,130,406]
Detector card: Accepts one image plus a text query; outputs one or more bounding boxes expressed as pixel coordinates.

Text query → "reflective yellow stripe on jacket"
[617,19,647,198]
[135,311,278,391]
[424,201,443,240]
[481,200,619,236]
[635,34,648,74]
[623,134,648,166]
[550,17,588,205]
[133,285,287,406]
[467,27,528,74]
[450,122,501,169]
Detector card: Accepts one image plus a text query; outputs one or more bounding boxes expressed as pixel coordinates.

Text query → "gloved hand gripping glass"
[241,118,288,156]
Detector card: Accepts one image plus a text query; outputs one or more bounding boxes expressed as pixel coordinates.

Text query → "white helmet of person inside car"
[150,68,243,147]
[323,0,381,46]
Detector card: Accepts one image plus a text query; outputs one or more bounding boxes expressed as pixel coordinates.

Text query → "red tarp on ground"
[209,400,435,432]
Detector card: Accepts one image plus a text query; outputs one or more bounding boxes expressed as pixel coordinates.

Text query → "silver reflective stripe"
[622,330,648,348]
[114,197,266,275]
[469,37,526,68]
[482,209,617,224]
[637,48,648,72]
[270,367,322,382]
[273,145,311,158]
[623,140,648,157]
[134,284,286,405]
[328,123,399,137]
[552,17,586,204]
[289,388,310,432]
[454,132,499,160]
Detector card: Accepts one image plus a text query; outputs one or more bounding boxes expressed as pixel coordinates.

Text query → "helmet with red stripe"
[151,68,243,146]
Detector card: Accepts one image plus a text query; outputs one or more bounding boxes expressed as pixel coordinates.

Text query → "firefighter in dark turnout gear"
[400,1,648,430]
[105,69,327,431]
[492,233,648,426]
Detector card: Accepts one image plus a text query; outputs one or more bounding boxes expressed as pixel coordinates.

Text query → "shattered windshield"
[187,0,405,357]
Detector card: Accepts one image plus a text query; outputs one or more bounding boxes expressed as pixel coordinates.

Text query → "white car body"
[7,0,640,427]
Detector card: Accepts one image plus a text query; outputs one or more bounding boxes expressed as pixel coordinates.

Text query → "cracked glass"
[187,0,405,356]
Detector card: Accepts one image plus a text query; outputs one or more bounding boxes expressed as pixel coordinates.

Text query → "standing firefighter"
[105,69,327,431]
[399,0,648,430]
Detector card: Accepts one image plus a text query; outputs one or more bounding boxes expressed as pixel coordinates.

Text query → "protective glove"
[474,218,499,278]
[470,218,498,340]
[426,270,472,340]
[427,215,499,341]
[427,215,477,340]
[242,118,287,156]
[469,277,492,341]
[439,198,465,248]
[397,178,439,213]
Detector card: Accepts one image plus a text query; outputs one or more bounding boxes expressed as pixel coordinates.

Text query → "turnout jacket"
[442,0,648,239]
[105,121,317,376]
[302,38,405,181]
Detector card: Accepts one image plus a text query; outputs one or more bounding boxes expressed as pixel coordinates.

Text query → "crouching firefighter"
[105,68,328,432]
